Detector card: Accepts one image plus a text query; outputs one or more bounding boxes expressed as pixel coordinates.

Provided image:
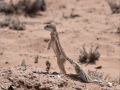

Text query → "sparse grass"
[88,69,120,87]
[79,45,100,65]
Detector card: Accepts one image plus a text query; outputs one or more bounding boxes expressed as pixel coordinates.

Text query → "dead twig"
[46,60,51,73]
[34,55,39,63]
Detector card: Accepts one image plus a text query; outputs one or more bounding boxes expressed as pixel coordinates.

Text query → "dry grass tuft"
[79,45,100,65]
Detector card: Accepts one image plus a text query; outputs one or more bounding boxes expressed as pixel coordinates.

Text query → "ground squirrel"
[44,24,112,87]
[44,24,67,74]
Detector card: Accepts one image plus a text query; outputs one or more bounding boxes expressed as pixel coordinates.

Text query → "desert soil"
[0,0,120,90]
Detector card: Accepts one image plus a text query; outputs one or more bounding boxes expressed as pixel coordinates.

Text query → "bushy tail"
[67,58,93,82]
[66,57,77,67]
[66,57,112,87]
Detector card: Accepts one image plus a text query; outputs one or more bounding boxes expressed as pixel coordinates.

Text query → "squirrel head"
[44,24,56,32]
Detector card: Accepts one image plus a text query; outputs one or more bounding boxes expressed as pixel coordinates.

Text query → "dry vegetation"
[79,45,100,65]
[0,15,25,30]
[87,70,119,87]
[0,0,46,16]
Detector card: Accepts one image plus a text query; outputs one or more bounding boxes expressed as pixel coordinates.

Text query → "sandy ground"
[0,0,120,90]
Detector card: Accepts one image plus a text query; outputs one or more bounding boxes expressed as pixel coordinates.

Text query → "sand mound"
[0,66,119,90]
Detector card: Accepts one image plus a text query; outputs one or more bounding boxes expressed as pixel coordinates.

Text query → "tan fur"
[44,24,67,74]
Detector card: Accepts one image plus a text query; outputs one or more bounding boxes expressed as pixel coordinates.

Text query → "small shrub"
[79,45,100,65]
[0,15,10,28]
[0,15,26,30]
[0,0,46,16]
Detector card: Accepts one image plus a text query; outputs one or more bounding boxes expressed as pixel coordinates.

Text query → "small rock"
[8,85,16,90]
[57,75,61,78]
[5,61,9,64]
[8,77,13,82]
[0,53,3,55]
[42,56,47,58]
[34,82,41,89]
[26,82,32,89]
[95,66,102,69]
